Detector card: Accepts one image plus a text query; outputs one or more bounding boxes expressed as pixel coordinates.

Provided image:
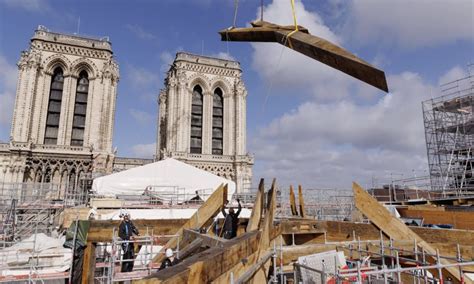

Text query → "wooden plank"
[87,219,187,242]
[298,185,306,218]
[289,185,298,216]
[177,238,203,261]
[219,21,388,92]
[247,178,265,231]
[136,231,261,283]
[152,183,227,264]
[251,178,277,283]
[182,229,227,248]
[81,241,96,284]
[398,208,474,230]
[353,182,471,284]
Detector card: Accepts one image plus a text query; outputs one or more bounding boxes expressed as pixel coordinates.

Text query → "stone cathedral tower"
[157,53,253,192]
[0,26,119,189]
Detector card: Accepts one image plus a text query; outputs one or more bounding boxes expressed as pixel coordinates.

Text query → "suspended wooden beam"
[298,185,306,218]
[353,182,472,284]
[219,21,388,93]
[152,183,228,264]
[289,185,298,216]
[247,178,265,231]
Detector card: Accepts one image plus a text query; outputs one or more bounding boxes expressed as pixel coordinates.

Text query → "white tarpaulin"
[92,158,235,200]
[0,233,72,277]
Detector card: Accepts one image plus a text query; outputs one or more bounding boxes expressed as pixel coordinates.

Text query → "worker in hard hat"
[220,198,242,239]
[159,248,177,270]
[118,212,139,272]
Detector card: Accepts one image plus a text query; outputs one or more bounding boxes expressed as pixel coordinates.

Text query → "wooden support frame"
[81,241,96,284]
[298,185,306,218]
[353,182,472,284]
[136,231,261,283]
[152,183,228,264]
[247,178,265,231]
[220,21,388,92]
[289,185,298,216]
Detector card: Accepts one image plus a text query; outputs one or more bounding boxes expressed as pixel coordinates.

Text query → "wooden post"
[251,178,277,283]
[298,185,306,218]
[81,241,96,284]
[353,182,471,284]
[247,178,265,231]
[289,185,298,216]
[152,183,228,264]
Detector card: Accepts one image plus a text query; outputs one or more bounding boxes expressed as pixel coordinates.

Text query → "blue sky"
[0,0,473,189]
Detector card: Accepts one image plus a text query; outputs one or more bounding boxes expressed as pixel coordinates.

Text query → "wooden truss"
[219,21,389,93]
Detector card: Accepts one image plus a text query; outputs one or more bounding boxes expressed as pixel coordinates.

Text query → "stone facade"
[158,53,254,192]
[0,26,119,189]
[0,28,254,193]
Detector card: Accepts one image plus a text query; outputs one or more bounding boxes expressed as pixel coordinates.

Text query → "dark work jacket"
[221,203,242,234]
[119,221,139,240]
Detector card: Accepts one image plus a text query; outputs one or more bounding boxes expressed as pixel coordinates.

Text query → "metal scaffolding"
[423,72,474,196]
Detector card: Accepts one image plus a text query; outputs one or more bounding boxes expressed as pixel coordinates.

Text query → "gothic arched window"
[190,85,203,154]
[212,88,224,155]
[71,71,89,146]
[44,67,64,145]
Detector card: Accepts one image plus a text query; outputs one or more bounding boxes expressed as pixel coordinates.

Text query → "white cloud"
[0,55,18,136]
[249,68,464,189]
[438,66,468,86]
[210,52,236,61]
[129,109,154,125]
[343,0,474,49]
[127,65,157,88]
[159,51,174,73]
[125,24,156,41]
[251,0,385,102]
[131,143,156,158]
[2,0,49,12]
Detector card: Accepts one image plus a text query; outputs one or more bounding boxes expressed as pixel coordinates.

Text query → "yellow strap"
[287,0,299,49]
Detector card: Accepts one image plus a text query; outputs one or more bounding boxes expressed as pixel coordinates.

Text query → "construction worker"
[118,212,139,272]
[221,198,242,239]
[159,248,177,270]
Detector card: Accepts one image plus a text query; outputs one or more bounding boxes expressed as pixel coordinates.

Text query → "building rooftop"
[32,25,112,52]
[175,52,241,70]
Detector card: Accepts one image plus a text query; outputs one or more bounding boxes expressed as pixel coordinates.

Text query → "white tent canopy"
[92,158,235,201]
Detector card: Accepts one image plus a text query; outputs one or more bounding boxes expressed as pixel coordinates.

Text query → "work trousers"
[121,243,135,272]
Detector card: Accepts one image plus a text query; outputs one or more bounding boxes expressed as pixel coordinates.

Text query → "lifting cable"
[286,0,299,49]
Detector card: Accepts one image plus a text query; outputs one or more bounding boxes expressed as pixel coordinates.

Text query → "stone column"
[63,75,78,145]
[166,80,177,151]
[224,93,234,155]
[37,73,53,144]
[202,90,213,154]
[83,77,95,147]
[105,78,118,152]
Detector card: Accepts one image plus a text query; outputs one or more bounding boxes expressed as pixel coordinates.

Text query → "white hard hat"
[165,248,173,258]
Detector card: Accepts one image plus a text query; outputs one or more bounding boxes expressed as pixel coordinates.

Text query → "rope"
[286,0,299,49]
[233,0,239,28]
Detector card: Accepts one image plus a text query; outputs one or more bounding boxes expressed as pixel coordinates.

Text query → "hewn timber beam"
[219,21,388,92]
[289,185,298,216]
[182,229,227,248]
[251,178,277,283]
[135,231,261,283]
[353,182,472,284]
[298,185,306,218]
[87,219,187,243]
[152,183,228,264]
[247,178,265,231]
[81,241,96,284]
